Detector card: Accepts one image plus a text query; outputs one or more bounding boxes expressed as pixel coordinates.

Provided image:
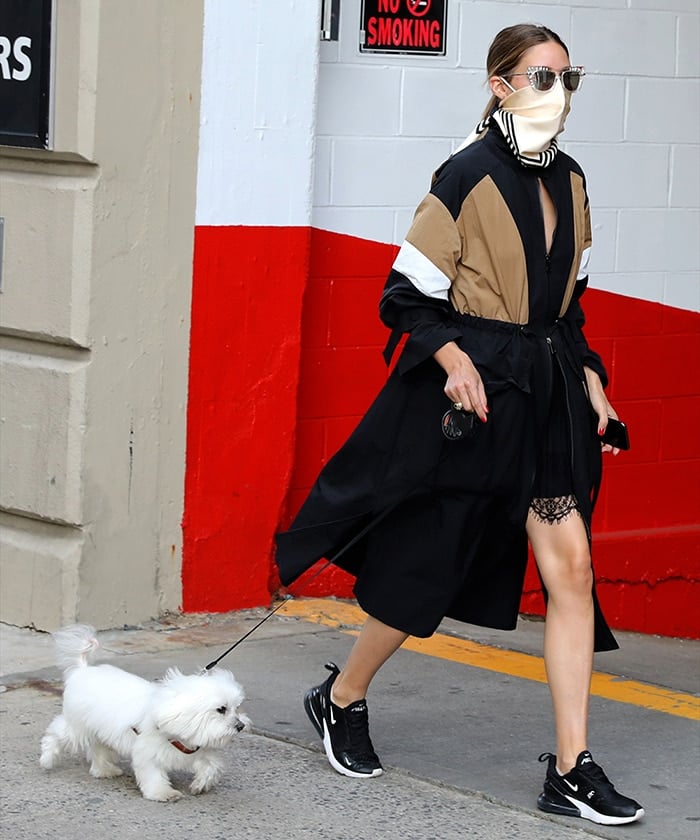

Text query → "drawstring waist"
[450,310,561,340]
[444,311,577,395]
[449,311,587,384]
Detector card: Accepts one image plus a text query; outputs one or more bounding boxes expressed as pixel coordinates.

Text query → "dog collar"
[169,740,200,755]
[131,726,199,755]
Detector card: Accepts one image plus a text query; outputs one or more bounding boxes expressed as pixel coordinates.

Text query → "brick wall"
[187,0,699,637]
[276,0,700,635]
[279,229,700,638]
[312,0,699,311]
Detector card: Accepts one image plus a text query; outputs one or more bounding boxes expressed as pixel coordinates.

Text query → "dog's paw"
[142,786,183,802]
[39,751,58,770]
[90,764,124,779]
[190,763,223,795]
[190,778,215,795]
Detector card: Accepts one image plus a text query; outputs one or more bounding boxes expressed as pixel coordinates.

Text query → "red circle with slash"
[407,0,431,18]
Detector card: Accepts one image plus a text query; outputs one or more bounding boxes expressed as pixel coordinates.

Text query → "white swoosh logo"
[564,779,579,792]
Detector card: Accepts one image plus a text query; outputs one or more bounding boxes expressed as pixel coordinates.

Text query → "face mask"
[451,77,572,169]
[498,78,572,155]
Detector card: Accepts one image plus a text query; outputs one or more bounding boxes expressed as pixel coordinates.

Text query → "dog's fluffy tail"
[53,624,100,673]
[40,714,72,768]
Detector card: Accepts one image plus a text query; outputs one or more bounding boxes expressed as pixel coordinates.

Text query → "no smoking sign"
[360,0,447,56]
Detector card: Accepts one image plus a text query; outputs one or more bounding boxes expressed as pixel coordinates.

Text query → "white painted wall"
[312,0,699,311]
[196,0,322,227]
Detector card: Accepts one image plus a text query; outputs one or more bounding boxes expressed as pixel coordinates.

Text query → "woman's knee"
[538,545,593,600]
[557,556,593,601]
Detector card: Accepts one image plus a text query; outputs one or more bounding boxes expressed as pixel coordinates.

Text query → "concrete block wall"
[182,0,321,612]
[281,0,700,635]
[312,0,699,311]
[173,0,698,637]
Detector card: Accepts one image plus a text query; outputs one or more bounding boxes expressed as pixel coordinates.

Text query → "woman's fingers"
[449,376,487,422]
[597,403,621,456]
[438,346,488,422]
[475,379,489,420]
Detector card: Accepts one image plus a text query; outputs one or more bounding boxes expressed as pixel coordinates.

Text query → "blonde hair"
[481,24,570,118]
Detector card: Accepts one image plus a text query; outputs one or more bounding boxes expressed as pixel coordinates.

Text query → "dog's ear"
[152,685,204,737]
[152,673,221,737]
[206,668,245,696]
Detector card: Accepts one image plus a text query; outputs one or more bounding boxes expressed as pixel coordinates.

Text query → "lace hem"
[529,495,580,525]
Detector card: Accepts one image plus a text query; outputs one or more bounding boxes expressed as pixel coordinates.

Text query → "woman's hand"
[584,366,620,455]
[434,342,488,422]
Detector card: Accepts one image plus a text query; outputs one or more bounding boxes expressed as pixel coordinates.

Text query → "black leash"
[204,498,408,670]
[204,405,476,671]
[204,558,331,670]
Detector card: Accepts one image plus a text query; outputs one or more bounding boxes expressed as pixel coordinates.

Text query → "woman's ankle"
[331,674,367,708]
[556,747,586,775]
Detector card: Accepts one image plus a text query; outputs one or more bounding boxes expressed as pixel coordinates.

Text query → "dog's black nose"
[235,721,245,733]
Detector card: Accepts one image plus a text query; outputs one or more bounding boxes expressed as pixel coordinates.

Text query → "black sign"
[0,0,53,148]
[360,0,447,56]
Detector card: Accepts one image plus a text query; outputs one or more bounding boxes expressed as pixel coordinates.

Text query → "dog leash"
[204,406,477,671]
[204,500,404,670]
[204,559,331,670]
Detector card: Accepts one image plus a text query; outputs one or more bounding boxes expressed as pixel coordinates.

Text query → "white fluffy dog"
[39,624,250,801]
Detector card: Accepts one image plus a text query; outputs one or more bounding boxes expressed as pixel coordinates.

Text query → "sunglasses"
[505,66,586,93]
[441,407,477,441]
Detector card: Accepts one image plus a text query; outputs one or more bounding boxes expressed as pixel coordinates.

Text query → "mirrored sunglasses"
[441,407,477,441]
[508,66,585,93]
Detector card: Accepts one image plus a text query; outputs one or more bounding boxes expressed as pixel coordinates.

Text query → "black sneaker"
[303,662,383,779]
[537,751,644,825]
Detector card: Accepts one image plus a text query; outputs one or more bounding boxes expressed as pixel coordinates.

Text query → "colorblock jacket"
[382,126,607,388]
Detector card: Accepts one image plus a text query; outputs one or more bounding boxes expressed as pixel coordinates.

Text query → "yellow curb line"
[279,598,700,721]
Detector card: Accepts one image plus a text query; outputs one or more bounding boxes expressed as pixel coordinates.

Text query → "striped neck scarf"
[454,111,559,169]
[455,81,570,168]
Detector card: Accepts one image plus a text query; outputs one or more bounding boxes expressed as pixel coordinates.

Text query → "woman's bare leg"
[331,615,408,707]
[527,509,595,773]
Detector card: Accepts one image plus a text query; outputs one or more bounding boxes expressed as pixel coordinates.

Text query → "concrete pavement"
[1,598,699,840]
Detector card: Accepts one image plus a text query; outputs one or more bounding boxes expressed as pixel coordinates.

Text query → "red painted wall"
[274,229,399,598]
[185,226,700,639]
[522,289,700,637]
[182,225,310,611]
[277,229,700,637]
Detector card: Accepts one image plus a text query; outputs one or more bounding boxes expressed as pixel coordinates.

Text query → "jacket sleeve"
[380,175,464,376]
[380,269,462,375]
[561,275,608,388]
[560,198,609,387]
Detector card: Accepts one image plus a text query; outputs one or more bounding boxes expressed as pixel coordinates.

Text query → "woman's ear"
[489,75,511,102]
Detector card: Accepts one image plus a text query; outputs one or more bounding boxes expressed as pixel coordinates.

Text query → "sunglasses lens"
[562,70,583,92]
[531,69,556,91]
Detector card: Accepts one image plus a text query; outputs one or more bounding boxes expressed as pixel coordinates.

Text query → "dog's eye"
[216,705,228,715]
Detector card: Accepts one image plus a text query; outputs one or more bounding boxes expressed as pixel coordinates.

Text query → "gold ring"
[453,402,463,411]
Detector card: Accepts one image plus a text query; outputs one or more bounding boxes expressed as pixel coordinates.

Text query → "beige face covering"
[498,78,571,155]
[453,78,572,169]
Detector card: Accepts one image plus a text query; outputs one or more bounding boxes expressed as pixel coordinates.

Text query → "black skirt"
[275,314,617,651]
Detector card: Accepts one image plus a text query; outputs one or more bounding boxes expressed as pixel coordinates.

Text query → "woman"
[276,24,644,826]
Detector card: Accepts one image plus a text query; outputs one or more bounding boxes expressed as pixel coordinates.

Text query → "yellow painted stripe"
[279,598,700,721]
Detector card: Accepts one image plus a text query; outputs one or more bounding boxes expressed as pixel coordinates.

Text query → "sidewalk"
[1,599,698,840]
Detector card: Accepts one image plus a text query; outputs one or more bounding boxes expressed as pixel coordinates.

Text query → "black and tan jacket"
[381,125,606,387]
